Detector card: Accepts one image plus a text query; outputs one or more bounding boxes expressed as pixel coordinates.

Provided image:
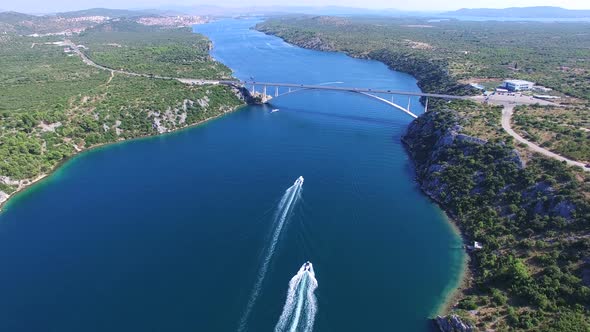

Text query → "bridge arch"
[272,87,419,118]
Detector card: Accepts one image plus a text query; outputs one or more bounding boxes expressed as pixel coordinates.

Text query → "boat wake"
[275,262,319,332]
[238,176,305,332]
[317,81,344,86]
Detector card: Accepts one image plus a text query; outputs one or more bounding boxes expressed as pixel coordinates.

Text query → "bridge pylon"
[275,86,279,97]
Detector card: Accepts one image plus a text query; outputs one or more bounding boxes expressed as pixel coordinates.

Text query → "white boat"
[271,109,280,113]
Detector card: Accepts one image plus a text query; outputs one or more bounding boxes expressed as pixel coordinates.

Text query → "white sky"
[3,0,589,14]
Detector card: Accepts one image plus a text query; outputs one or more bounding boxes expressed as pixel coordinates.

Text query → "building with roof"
[502,79,535,91]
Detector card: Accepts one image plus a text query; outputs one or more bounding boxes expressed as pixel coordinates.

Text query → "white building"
[502,79,535,91]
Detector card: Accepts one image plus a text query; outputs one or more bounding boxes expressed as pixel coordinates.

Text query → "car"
[585,164,590,168]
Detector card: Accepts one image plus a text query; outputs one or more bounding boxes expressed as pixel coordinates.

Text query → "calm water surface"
[0,19,464,332]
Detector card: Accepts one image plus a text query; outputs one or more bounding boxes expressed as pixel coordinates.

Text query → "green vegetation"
[257,17,590,329]
[513,105,590,162]
[257,17,590,99]
[0,9,151,35]
[405,102,590,331]
[76,20,233,79]
[0,20,242,197]
[55,8,150,18]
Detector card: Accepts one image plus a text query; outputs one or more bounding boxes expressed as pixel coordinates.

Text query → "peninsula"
[0,11,244,207]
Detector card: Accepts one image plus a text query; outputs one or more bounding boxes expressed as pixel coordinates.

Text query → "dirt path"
[106,70,114,85]
[470,94,589,171]
[501,104,589,171]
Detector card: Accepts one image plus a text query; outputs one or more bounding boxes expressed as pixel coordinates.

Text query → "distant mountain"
[445,6,590,18]
[54,8,152,18]
[0,9,163,35]
[154,5,436,17]
[0,11,40,24]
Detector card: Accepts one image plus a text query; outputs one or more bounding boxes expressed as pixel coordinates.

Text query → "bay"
[0,18,464,332]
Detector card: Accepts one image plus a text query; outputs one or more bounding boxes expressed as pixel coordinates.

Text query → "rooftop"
[504,79,534,85]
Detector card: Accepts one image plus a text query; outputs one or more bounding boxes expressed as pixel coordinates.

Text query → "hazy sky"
[2,0,589,14]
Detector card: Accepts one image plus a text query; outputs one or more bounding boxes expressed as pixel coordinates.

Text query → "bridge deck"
[236,81,471,100]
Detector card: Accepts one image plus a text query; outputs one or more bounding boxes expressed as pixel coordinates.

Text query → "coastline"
[0,103,245,212]
[405,139,474,319]
[433,213,472,317]
[253,25,476,97]
[2,20,471,327]
[251,26,473,321]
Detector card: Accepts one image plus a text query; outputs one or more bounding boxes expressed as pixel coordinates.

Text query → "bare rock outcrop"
[435,315,475,332]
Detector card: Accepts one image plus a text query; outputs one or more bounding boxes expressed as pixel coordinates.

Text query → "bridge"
[66,42,466,119]
[181,79,472,119]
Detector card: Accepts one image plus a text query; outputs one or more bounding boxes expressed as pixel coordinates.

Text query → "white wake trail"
[317,81,344,86]
[238,176,305,332]
[275,262,319,332]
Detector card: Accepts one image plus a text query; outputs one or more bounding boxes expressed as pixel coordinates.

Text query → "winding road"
[501,105,589,170]
[67,40,589,171]
[472,95,589,171]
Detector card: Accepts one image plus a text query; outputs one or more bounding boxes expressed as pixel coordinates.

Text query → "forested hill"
[445,6,590,18]
[54,8,151,18]
[0,9,162,35]
[257,16,590,331]
[0,18,243,206]
[256,17,590,100]
[404,102,590,331]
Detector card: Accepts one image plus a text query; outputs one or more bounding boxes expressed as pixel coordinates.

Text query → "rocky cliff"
[403,109,575,222]
[255,22,477,96]
[435,315,475,332]
[403,108,589,331]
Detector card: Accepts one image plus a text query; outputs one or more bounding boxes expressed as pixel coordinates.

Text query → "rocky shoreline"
[254,24,477,96]
[0,101,246,212]
[253,24,480,330]
[403,107,588,330]
[402,110,490,331]
[434,315,475,332]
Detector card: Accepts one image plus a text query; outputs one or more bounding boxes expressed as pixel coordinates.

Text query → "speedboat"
[303,261,312,271]
[271,109,280,113]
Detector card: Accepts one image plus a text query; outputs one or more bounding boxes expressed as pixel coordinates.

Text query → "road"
[472,94,589,171]
[241,81,471,100]
[66,40,230,85]
[67,41,589,171]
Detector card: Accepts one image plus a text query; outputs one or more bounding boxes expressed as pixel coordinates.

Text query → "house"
[466,241,483,251]
[502,79,535,91]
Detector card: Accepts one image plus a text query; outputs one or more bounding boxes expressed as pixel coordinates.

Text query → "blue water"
[0,18,464,331]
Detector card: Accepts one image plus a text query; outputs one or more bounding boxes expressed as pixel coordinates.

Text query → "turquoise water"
[0,19,464,331]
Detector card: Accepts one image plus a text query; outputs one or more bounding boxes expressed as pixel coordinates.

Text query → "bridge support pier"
[424,97,429,113]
